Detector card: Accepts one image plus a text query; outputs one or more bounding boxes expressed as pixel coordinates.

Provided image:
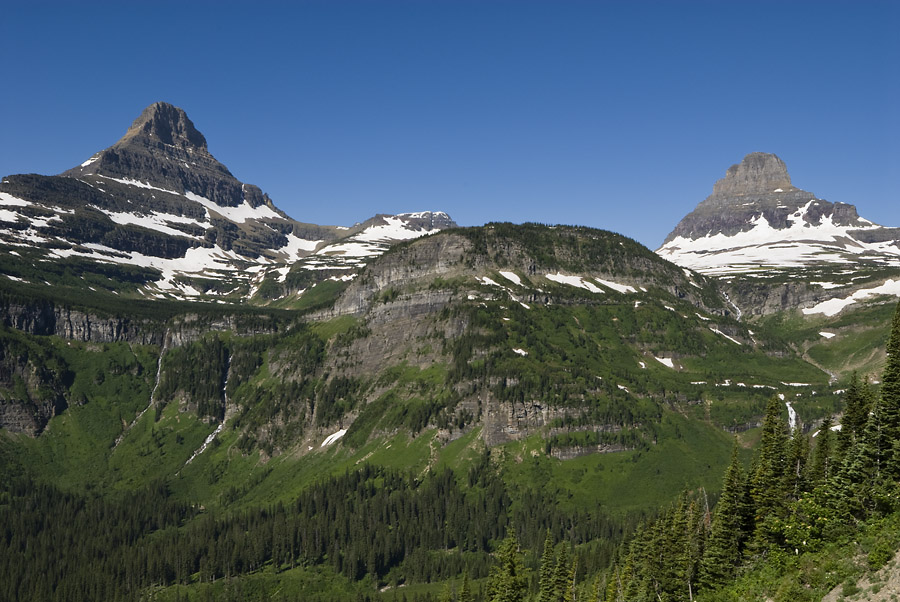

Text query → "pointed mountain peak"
[712,152,796,197]
[120,102,208,150]
[63,102,254,207]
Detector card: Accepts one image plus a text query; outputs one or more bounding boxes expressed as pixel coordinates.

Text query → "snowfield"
[657,200,900,275]
[802,279,900,316]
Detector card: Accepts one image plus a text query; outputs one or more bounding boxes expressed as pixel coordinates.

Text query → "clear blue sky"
[2,0,898,249]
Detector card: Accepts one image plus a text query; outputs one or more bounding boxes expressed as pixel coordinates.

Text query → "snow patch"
[595,278,637,294]
[512,348,528,356]
[802,279,900,316]
[499,271,522,286]
[479,276,502,287]
[546,273,604,293]
[0,192,31,207]
[654,356,675,369]
[321,429,347,447]
[354,215,441,243]
[710,328,742,345]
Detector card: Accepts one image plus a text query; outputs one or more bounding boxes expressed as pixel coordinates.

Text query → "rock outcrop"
[711,152,795,198]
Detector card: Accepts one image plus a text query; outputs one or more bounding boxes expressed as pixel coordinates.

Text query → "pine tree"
[784,427,809,500]
[834,395,895,518]
[699,443,749,589]
[842,374,866,436]
[586,575,602,602]
[439,582,453,602]
[881,302,900,479]
[538,530,557,602]
[459,570,473,602]
[486,530,528,602]
[750,395,789,544]
[808,414,834,486]
[553,543,572,602]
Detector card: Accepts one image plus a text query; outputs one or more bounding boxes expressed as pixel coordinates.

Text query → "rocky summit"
[64,101,268,210]
[711,152,796,198]
[657,152,900,276]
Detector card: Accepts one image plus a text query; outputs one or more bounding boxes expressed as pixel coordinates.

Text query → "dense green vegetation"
[2,222,897,601]
[596,303,900,602]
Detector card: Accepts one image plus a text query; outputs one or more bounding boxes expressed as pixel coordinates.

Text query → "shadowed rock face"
[63,101,268,209]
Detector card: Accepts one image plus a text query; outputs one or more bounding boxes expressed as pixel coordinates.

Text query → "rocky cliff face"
[0,300,163,345]
[711,152,795,198]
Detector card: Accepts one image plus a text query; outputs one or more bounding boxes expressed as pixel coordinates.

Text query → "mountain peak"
[63,102,250,206]
[120,102,208,150]
[657,152,900,276]
[711,152,795,197]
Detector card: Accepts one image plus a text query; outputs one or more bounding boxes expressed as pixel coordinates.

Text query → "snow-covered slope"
[659,198,900,275]
[658,153,900,275]
[657,152,900,317]
[0,103,456,302]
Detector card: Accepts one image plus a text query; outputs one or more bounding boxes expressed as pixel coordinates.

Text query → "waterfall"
[722,291,743,321]
[114,329,169,448]
[785,401,798,435]
[179,353,231,472]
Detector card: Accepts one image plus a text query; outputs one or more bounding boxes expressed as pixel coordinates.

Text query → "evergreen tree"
[586,575,602,602]
[882,302,900,479]
[699,443,749,589]
[459,571,473,602]
[808,415,833,486]
[553,544,574,602]
[486,530,528,602]
[841,374,866,437]
[783,427,809,500]
[439,583,452,602]
[538,531,557,602]
[750,395,789,544]
[834,395,894,518]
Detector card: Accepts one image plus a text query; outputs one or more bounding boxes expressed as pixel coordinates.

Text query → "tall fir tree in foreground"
[749,395,788,546]
[538,531,557,602]
[699,443,749,589]
[881,301,900,479]
[807,414,833,486]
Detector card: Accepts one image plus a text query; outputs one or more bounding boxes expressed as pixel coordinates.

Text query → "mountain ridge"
[0,102,457,303]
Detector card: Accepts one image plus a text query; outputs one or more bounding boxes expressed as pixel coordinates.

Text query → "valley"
[1,105,899,602]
